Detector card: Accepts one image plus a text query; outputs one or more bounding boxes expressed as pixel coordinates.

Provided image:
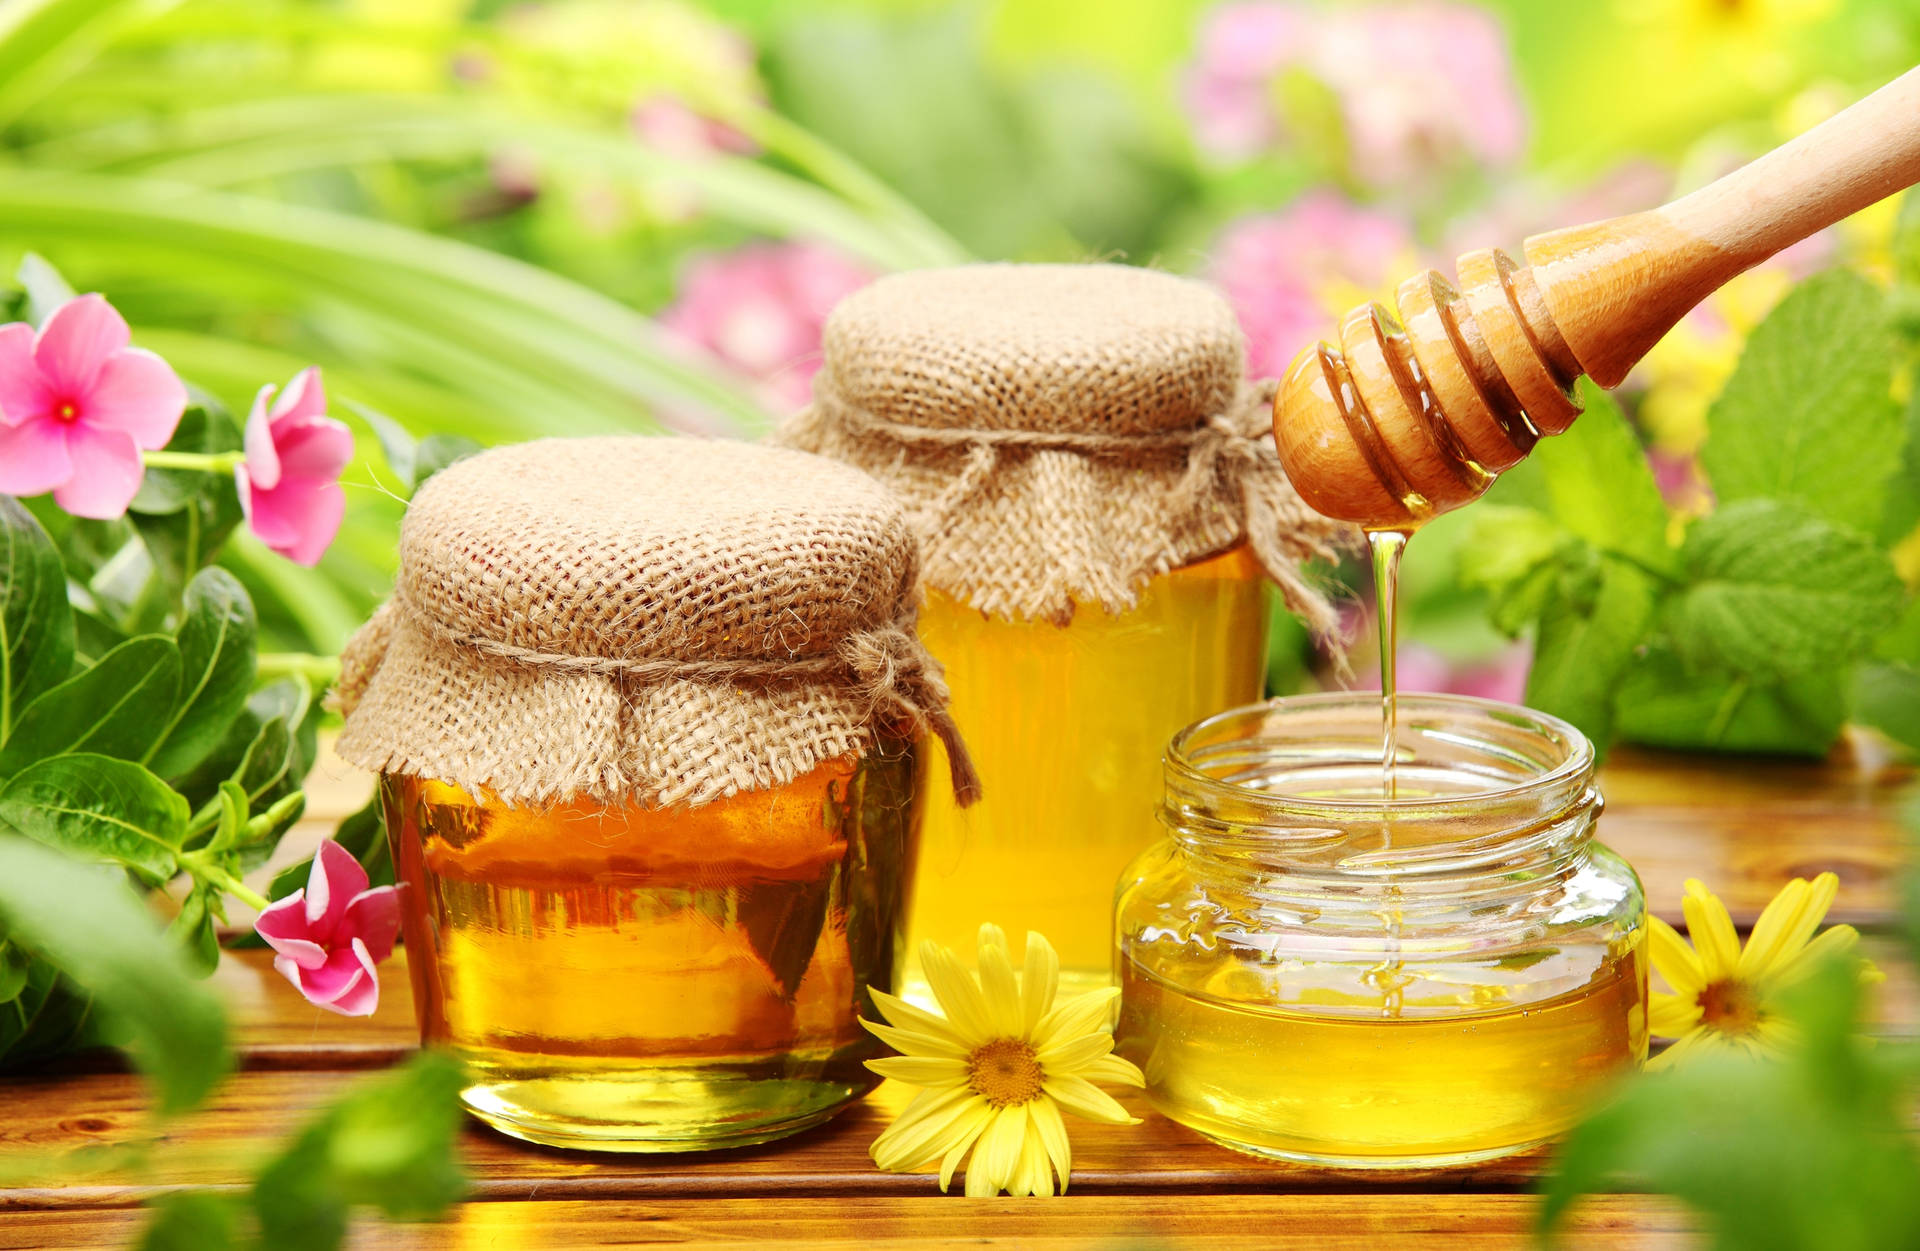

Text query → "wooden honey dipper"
[1273,65,1920,528]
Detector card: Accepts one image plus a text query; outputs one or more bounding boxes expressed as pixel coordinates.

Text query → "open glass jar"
[1115,693,1647,1168]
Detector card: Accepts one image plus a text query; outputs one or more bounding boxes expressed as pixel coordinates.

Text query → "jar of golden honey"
[780,263,1346,997]
[1115,693,1647,1168]
[332,438,972,1152]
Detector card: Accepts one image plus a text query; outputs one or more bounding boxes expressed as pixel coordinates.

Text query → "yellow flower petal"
[967,1104,1028,1198]
[1007,1125,1052,1197]
[1021,931,1059,1034]
[976,929,1026,1039]
[920,940,995,1045]
[1681,879,1742,979]
[861,1017,970,1059]
[1648,991,1703,1039]
[1027,1092,1073,1195]
[937,1100,995,1192]
[871,1084,980,1172]
[1036,1030,1116,1073]
[1077,1051,1147,1088]
[1740,874,1839,982]
[1032,985,1120,1051]
[867,1055,970,1087]
[1043,1074,1137,1125]
[868,987,971,1049]
[1648,915,1707,994]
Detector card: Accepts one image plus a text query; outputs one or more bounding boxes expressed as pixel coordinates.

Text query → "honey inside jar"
[383,745,918,1152]
[908,545,1269,997]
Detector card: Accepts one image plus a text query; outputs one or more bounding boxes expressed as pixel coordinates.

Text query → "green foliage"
[1457,267,1915,757]
[0,754,189,885]
[0,497,75,743]
[148,569,258,779]
[0,634,180,773]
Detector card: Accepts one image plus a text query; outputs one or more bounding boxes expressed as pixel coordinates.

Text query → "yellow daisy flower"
[863,925,1144,1197]
[1649,873,1877,1070]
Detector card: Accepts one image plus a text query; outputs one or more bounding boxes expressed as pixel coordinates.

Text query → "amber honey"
[1117,933,1646,1166]
[382,745,918,1152]
[907,545,1269,998]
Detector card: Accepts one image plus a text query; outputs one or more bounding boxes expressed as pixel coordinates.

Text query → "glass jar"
[1115,694,1646,1168]
[383,739,918,1152]
[910,545,1269,996]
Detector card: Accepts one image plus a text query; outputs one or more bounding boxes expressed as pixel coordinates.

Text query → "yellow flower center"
[967,1038,1044,1108]
[1698,978,1764,1035]
[56,402,77,422]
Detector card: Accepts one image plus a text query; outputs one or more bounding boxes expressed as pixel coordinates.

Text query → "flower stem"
[143,449,245,474]
[178,852,271,912]
[258,652,341,684]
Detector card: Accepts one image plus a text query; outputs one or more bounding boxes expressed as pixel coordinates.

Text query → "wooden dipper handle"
[1273,65,1920,528]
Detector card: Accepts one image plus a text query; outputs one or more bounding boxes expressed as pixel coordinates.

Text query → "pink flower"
[659,242,875,413]
[255,839,400,1018]
[237,367,353,567]
[0,294,187,519]
[1184,2,1525,187]
[1360,641,1532,705]
[1209,192,1419,378]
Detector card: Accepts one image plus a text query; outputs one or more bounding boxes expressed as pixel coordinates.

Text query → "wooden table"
[1,744,1912,1250]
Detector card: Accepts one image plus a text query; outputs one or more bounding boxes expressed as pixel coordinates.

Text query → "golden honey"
[1115,695,1647,1167]
[907,545,1269,997]
[382,745,918,1152]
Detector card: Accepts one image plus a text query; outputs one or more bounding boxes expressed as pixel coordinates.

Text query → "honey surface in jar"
[383,746,917,1152]
[908,546,1269,997]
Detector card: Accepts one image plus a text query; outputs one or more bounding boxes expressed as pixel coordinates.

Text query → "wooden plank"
[0,1194,1699,1250]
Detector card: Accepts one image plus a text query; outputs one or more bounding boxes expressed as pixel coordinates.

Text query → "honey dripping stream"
[1365,527,1414,1019]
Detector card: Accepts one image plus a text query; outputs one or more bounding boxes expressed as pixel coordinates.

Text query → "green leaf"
[1523,556,1656,751]
[147,568,257,780]
[0,754,189,884]
[344,398,417,490]
[0,634,180,774]
[0,834,228,1114]
[1854,663,1920,756]
[129,403,241,517]
[1615,646,1845,756]
[0,497,75,748]
[0,939,29,1003]
[15,250,73,325]
[252,1052,467,1251]
[1455,505,1575,636]
[1534,381,1677,576]
[1666,500,1906,683]
[1700,270,1903,534]
[162,887,220,978]
[1881,389,1920,549]
[412,434,482,489]
[138,1192,240,1251]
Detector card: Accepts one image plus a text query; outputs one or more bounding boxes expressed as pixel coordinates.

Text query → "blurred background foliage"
[0,0,1915,751]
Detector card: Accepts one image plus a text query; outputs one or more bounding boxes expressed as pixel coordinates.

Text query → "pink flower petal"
[342,885,401,965]
[50,422,142,519]
[0,322,52,426]
[32,295,129,396]
[324,940,381,1018]
[305,839,371,937]
[0,417,72,496]
[296,938,380,1017]
[84,347,187,449]
[270,416,354,483]
[250,476,346,567]
[255,890,326,964]
[268,366,327,425]
[243,384,282,490]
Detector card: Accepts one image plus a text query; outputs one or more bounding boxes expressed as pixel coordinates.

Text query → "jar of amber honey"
[781,263,1345,997]
[1115,694,1647,1168]
[332,438,972,1151]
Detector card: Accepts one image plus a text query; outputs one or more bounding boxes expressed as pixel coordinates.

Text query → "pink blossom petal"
[0,322,52,425]
[342,885,402,965]
[84,348,187,449]
[32,295,129,396]
[270,416,354,483]
[255,889,324,961]
[0,418,72,496]
[296,938,380,1017]
[243,384,282,490]
[249,476,346,567]
[305,839,371,937]
[324,940,381,1017]
[50,422,142,519]
[268,366,326,424]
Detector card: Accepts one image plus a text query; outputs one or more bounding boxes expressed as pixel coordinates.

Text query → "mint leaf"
[1524,556,1657,749]
[0,754,190,885]
[0,835,228,1114]
[1456,505,1577,636]
[1881,389,1920,549]
[1534,381,1676,576]
[1701,270,1903,534]
[0,635,181,775]
[1614,646,1845,756]
[1855,663,1920,756]
[1666,500,1904,682]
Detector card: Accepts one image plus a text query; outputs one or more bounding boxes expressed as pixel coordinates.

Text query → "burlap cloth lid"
[776,263,1348,630]
[332,437,976,810]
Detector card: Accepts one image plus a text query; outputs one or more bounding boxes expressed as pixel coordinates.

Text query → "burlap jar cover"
[333,437,977,810]
[776,263,1348,630]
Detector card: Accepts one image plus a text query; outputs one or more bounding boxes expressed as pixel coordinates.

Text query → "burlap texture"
[776,263,1349,630]
[333,437,974,810]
